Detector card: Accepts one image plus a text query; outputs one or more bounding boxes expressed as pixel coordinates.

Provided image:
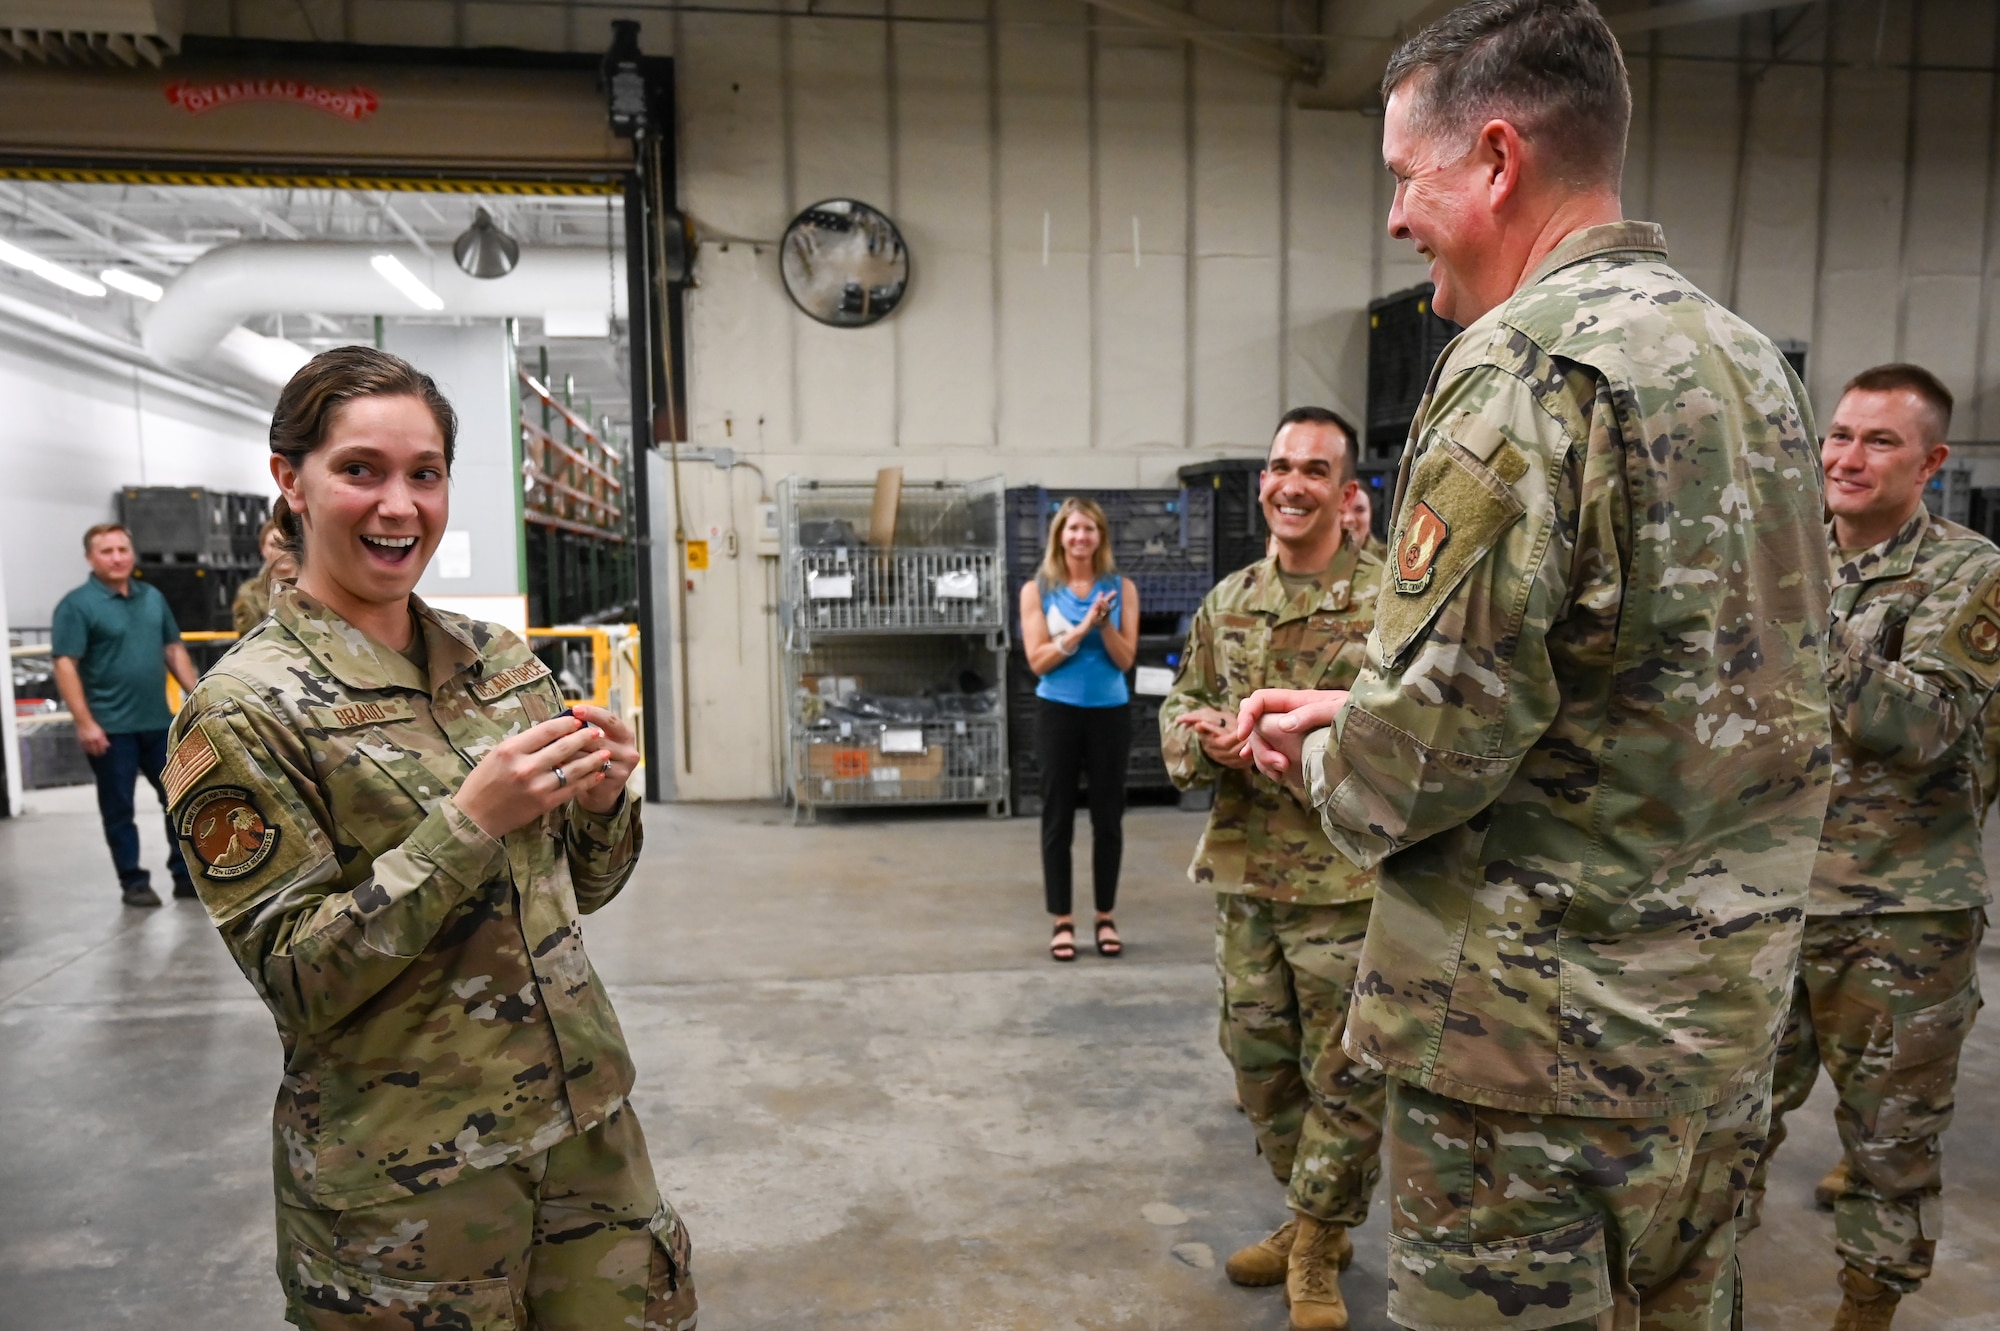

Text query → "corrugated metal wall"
[672,0,2000,485]
[1626,0,2000,435]
[676,0,1386,487]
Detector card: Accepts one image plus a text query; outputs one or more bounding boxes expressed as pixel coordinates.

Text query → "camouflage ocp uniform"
[1159,542,1385,1228]
[1747,508,1998,1295]
[1300,222,1833,1329]
[162,583,695,1331]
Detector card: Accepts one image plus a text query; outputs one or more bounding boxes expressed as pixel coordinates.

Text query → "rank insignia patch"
[1960,614,2000,664]
[1395,501,1451,595]
[178,786,279,880]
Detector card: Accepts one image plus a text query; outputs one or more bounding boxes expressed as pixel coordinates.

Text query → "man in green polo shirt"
[52,523,200,907]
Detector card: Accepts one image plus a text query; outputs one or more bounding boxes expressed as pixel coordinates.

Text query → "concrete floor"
[1,786,1994,1331]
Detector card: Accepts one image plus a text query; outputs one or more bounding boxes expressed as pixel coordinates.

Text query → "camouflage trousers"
[1384,1077,1768,1331]
[1747,907,1985,1294]
[274,1101,697,1330]
[1216,893,1385,1226]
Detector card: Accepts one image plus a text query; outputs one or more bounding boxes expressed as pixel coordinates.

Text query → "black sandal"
[1094,918,1123,957]
[1049,921,1077,963]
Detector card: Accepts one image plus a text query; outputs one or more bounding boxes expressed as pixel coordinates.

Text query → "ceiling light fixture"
[453,207,519,279]
[371,254,444,311]
[100,269,164,302]
[0,238,106,298]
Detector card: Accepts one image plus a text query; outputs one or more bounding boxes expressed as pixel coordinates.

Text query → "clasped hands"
[1173,689,1350,790]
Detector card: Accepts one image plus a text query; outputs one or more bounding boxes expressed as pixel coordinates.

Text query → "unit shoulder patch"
[177,786,279,881]
[1395,502,1451,596]
[161,728,219,810]
[1958,614,2000,665]
[469,658,552,702]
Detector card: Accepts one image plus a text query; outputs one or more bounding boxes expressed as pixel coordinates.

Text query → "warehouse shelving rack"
[778,476,1010,823]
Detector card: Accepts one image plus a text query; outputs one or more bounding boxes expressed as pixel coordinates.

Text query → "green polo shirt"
[50,575,181,733]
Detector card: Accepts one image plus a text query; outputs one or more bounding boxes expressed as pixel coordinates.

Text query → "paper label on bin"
[872,767,901,783]
[1133,665,1175,697]
[880,728,926,755]
[808,571,854,599]
[933,569,979,600]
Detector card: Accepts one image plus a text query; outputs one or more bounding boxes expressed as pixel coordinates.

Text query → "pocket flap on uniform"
[286,1239,517,1326]
[1377,432,1526,668]
[1386,1214,1611,1331]
[1890,979,1981,1071]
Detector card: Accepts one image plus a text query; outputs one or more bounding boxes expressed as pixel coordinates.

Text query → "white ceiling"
[0,180,634,437]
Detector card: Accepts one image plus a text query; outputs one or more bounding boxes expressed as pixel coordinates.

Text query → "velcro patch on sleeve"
[1946,566,2000,681]
[305,698,419,730]
[469,658,552,702]
[162,728,219,810]
[1375,434,1527,666]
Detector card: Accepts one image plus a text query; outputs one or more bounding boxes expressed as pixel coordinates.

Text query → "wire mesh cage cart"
[778,477,1010,822]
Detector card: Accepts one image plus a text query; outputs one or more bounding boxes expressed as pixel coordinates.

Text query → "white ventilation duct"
[212,326,313,398]
[144,241,628,379]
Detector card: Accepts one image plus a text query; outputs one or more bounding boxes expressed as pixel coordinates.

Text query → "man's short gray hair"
[1382,0,1631,192]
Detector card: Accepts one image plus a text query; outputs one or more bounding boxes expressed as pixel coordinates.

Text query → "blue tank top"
[1036,575,1130,708]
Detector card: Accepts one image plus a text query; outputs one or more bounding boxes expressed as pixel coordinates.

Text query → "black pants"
[1035,697,1132,916]
[85,728,191,893]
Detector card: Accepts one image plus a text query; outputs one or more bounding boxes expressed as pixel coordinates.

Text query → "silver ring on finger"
[554,765,568,788]
[602,761,613,776]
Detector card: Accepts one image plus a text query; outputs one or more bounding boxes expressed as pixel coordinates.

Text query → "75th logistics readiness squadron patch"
[177,786,279,881]
[1959,613,2000,665]
[1395,501,1451,596]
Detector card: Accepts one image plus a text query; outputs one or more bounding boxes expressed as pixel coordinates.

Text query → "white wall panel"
[1094,40,1190,452]
[1190,51,1283,450]
[1730,64,1822,347]
[1283,108,1374,428]
[790,15,899,453]
[994,1,1092,457]
[892,21,998,449]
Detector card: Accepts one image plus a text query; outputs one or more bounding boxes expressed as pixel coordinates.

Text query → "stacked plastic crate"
[1003,486,1212,816]
[779,476,1011,823]
[119,487,265,633]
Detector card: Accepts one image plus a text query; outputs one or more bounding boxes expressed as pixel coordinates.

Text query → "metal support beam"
[1297,0,1460,111]
[1606,0,1824,37]
[1077,0,1312,81]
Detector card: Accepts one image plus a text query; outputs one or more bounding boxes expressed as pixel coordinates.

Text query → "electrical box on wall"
[756,501,781,556]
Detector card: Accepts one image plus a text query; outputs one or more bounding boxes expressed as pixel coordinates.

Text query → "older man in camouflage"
[1741,364,1996,1331]
[1235,2,1832,1328]
[1161,407,1384,1331]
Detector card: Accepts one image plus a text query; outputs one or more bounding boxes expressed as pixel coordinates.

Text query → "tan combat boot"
[1285,1214,1354,1331]
[1815,1159,1852,1210]
[1224,1216,1296,1287]
[1830,1267,1900,1331]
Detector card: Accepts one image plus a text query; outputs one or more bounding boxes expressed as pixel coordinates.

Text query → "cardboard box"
[870,746,944,783]
[806,745,872,780]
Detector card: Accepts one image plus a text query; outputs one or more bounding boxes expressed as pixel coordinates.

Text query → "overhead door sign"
[165,79,380,121]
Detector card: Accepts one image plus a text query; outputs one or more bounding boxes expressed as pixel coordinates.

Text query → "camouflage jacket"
[1159,544,1381,905]
[230,570,271,636]
[1302,222,1833,1117]
[163,583,642,1210]
[1815,507,2000,914]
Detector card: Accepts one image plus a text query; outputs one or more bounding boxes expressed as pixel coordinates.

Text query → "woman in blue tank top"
[1018,496,1141,962]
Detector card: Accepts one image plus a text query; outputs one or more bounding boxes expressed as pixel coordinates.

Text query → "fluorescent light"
[371,253,444,312]
[0,237,105,298]
[100,269,164,302]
